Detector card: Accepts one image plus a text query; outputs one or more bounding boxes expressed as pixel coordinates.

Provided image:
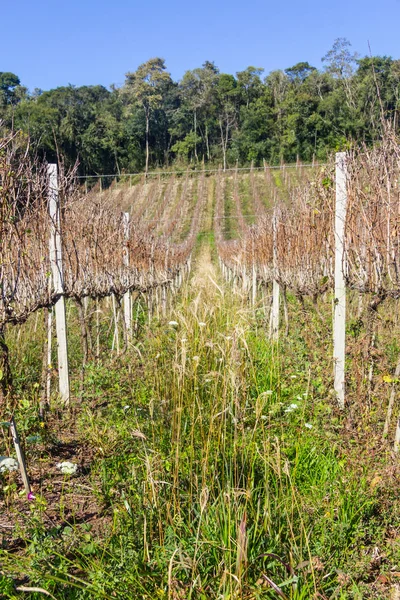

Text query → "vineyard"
[2,128,400,599]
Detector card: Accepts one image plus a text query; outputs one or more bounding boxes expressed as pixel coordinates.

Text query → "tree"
[285,62,316,83]
[322,38,359,108]
[181,62,219,162]
[265,70,290,161]
[217,74,239,170]
[236,66,264,108]
[353,56,398,136]
[233,94,274,164]
[180,70,203,161]
[123,58,172,174]
[0,72,21,106]
[322,38,358,79]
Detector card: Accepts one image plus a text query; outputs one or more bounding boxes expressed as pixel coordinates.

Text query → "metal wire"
[75,163,327,180]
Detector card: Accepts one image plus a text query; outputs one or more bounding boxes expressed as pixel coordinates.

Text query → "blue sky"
[4,0,400,91]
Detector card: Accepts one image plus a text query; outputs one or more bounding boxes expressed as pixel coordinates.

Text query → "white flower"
[198,322,206,327]
[305,423,313,429]
[290,375,297,379]
[56,461,78,475]
[284,403,299,413]
[168,321,178,327]
[181,338,187,343]
[0,457,19,473]
[123,405,130,412]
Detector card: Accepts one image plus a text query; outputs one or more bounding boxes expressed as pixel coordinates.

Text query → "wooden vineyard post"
[252,238,257,306]
[333,152,347,410]
[10,417,31,496]
[95,298,100,359]
[394,419,400,453]
[111,294,120,355]
[123,212,132,343]
[46,307,52,403]
[252,265,257,307]
[48,164,70,405]
[269,208,280,340]
[161,285,167,317]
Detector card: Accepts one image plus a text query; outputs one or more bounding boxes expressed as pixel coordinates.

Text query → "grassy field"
[1,173,400,599]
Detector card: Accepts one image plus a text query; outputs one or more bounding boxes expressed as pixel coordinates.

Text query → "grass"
[1,177,400,599]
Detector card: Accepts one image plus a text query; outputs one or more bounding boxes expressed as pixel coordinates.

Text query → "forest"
[1,38,400,175]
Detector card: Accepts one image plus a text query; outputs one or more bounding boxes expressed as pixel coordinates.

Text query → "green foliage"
[2,41,400,176]
[0,72,23,106]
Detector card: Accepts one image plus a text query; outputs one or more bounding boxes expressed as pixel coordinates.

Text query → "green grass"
[1,175,400,598]
[1,270,398,599]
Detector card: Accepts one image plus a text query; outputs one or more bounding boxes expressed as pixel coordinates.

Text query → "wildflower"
[199,322,206,327]
[0,457,19,473]
[123,405,130,412]
[284,403,299,413]
[27,492,36,501]
[56,461,78,475]
[181,338,187,343]
[168,321,178,327]
[305,423,313,429]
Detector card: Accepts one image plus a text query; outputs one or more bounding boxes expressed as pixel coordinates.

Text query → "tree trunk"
[145,112,150,176]
[205,123,210,162]
[220,119,227,171]
[76,299,89,367]
[0,325,12,407]
[194,109,198,162]
[40,308,51,419]
[383,353,400,439]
